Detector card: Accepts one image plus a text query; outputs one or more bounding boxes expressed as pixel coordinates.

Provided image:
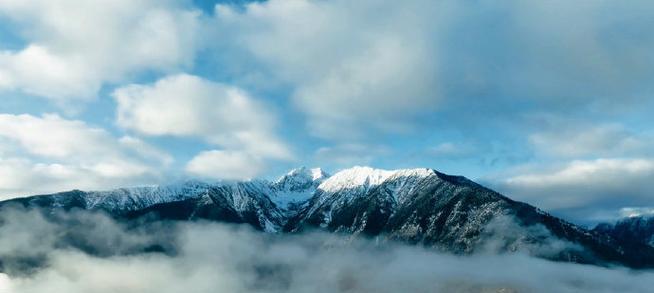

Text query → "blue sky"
[1,0,653,225]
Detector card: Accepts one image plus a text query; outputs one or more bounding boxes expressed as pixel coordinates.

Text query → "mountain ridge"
[2,166,654,269]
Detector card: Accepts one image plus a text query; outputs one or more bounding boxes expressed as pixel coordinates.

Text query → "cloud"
[493,158,654,223]
[619,207,654,218]
[528,122,654,158]
[185,150,264,180]
[211,0,442,139]
[313,144,391,170]
[0,0,652,226]
[479,215,583,258]
[0,114,171,198]
[0,0,201,104]
[1,208,654,293]
[208,0,654,141]
[436,0,654,111]
[428,142,479,159]
[113,74,292,180]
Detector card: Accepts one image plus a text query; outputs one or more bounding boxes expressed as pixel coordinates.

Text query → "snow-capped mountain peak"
[269,167,330,210]
[279,167,329,182]
[309,168,328,180]
[317,166,435,192]
[274,167,329,191]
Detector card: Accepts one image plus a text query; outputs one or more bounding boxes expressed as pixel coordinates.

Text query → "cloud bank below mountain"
[0,208,652,293]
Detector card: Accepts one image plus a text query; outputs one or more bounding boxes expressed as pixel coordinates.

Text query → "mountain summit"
[2,166,654,269]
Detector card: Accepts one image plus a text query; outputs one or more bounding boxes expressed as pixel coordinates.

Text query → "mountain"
[594,216,654,247]
[0,168,326,233]
[2,166,654,269]
[270,167,329,213]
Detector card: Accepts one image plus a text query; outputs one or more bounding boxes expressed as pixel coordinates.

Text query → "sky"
[0,0,653,225]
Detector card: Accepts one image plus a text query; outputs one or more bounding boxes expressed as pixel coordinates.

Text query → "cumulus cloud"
[0,0,201,104]
[0,114,171,198]
[211,0,442,139]
[208,0,654,140]
[0,208,653,293]
[113,74,292,180]
[493,158,654,223]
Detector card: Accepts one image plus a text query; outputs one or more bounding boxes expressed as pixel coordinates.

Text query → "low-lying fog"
[0,207,652,293]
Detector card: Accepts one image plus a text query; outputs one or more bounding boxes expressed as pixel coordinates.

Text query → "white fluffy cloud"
[113,74,292,180]
[212,0,442,139]
[185,150,264,180]
[494,158,654,222]
[1,211,654,293]
[0,0,201,103]
[0,114,171,198]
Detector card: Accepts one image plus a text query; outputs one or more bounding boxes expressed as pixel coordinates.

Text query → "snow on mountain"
[274,167,329,191]
[317,166,436,192]
[83,180,212,211]
[317,166,395,192]
[295,167,452,231]
[307,166,437,217]
[270,167,329,210]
